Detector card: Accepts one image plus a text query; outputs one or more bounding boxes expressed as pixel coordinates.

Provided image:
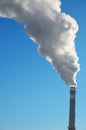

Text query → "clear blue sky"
[0,0,86,130]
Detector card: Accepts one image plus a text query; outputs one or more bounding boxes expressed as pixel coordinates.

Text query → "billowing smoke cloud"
[0,0,80,87]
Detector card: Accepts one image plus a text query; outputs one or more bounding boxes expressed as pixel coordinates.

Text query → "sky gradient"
[0,0,86,130]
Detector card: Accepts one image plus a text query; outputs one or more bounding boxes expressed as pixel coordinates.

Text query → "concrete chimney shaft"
[68,87,76,130]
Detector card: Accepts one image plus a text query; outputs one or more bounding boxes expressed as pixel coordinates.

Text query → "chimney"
[68,87,76,130]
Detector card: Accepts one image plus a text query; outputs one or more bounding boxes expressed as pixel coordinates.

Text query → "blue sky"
[0,0,86,130]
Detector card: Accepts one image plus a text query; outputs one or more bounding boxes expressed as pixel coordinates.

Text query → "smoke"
[0,0,80,87]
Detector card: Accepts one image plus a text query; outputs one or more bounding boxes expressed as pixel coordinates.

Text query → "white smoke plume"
[0,0,80,87]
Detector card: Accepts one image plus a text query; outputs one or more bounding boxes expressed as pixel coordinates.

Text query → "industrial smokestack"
[68,87,76,130]
[0,1,79,130]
